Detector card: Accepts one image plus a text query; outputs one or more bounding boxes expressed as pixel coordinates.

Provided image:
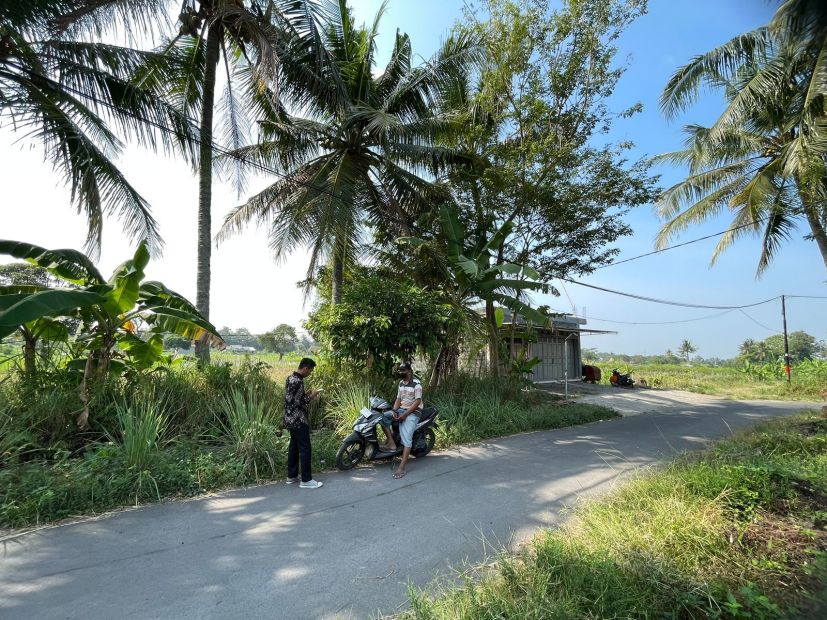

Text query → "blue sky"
[1,0,824,358]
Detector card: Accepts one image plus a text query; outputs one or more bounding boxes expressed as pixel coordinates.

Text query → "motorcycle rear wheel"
[336,439,365,470]
[412,428,436,457]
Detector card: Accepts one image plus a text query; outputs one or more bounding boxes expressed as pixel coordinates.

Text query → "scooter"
[610,369,635,388]
[335,396,439,470]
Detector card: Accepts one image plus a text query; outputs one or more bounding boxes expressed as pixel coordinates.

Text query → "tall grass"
[111,398,169,471]
[322,381,371,435]
[217,388,282,479]
[0,362,617,528]
[590,360,827,400]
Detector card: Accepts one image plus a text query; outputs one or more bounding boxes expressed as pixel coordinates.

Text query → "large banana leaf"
[481,220,514,256]
[491,263,542,280]
[489,293,550,327]
[439,204,465,257]
[475,278,548,295]
[107,241,150,315]
[117,332,165,370]
[0,294,30,312]
[0,285,48,296]
[31,318,70,341]
[454,254,480,278]
[141,306,223,346]
[0,240,105,285]
[138,281,201,315]
[0,290,106,339]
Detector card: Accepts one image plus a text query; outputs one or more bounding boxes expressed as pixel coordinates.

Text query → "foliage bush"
[110,396,169,471]
[306,267,462,378]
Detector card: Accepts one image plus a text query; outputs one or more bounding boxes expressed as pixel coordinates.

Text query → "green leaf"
[455,254,480,278]
[475,278,546,295]
[31,318,70,341]
[481,220,514,255]
[439,205,465,257]
[395,236,427,248]
[495,307,505,328]
[0,285,48,296]
[117,332,164,369]
[107,243,149,314]
[0,290,106,329]
[490,294,549,326]
[142,306,223,346]
[0,294,30,312]
[0,240,105,285]
[492,263,523,275]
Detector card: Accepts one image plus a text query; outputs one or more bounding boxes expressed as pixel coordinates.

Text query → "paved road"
[0,394,820,620]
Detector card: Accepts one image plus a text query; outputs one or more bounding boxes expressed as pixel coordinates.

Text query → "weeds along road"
[0,392,820,620]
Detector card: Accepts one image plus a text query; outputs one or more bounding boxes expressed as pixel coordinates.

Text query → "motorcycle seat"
[418,407,437,422]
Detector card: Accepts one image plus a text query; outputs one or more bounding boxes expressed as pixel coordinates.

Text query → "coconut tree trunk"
[429,341,460,388]
[802,200,827,272]
[195,21,222,366]
[331,238,345,305]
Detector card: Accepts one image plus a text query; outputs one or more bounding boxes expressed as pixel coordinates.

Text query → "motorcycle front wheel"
[336,439,365,470]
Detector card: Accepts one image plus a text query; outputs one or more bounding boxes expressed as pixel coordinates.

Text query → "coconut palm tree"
[0,0,197,259]
[139,0,327,363]
[657,20,827,274]
[54,1,333,365]
[217,0,479,304]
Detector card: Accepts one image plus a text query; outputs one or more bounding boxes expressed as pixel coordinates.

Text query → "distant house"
[477,310,614,383]
[225,345,257,353]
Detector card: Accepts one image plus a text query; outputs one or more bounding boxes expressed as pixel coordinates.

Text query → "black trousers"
[287,423,312,482]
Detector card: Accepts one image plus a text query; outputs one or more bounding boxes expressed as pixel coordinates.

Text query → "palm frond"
[660,28,771,120]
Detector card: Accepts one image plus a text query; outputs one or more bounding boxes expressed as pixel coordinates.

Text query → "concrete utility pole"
[564,333,577,399]
[781,295,791,384]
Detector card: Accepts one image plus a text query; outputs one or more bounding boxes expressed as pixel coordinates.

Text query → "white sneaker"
[285,477,300,484]
[299,480,323,489]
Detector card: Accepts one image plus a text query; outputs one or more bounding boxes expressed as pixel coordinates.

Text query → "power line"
[737,308,783,334]
[582,309,735,326]
[594,216,773,270]
[559,277,781,309]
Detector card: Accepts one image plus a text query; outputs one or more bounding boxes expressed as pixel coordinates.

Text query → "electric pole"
[781,295,791,384]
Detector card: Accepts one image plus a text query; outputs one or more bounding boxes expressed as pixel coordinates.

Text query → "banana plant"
[0,240,223,428]
[399,204,550,378]
[401,205,549,320]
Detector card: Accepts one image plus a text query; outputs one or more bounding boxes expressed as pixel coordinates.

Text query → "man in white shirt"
[380,362,423,479]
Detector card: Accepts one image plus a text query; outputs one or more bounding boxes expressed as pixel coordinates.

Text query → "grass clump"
[110,397,169,471]
[217,388,284,479]
[402,412,827,620]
